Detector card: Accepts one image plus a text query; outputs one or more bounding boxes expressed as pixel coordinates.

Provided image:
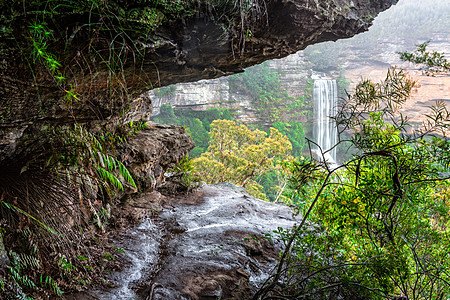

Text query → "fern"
[40,275,63,296]
[9,250,40,271]
[51,124,138,194]
[4,250,64,297]
[97,167,123,191]
[1,202,59,235]
[7,264,36,289]
[58,256,77,275]
[117,160,137,189]
[21,229,39,256]
[17,253,40,270]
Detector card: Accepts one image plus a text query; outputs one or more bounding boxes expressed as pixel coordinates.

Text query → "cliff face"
[149,2,450,128]
[143,0,399,86]
[150,44,450,127]
[150,52,312,124]
[0,0,398,171]
[0,1,401,298]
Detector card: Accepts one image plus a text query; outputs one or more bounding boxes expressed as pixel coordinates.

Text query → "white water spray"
[313,79,338,166]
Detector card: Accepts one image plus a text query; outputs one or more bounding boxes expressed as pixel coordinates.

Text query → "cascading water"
[313,79,338,166]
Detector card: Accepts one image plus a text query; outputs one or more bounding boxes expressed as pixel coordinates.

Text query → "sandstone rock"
[0,0,397,167]
[144,184,297,299]
[83,184,298,300]
[149,52,312,125]
[122,123,195,191]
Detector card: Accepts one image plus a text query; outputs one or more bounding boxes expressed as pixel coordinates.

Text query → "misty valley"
[0,0,449,299]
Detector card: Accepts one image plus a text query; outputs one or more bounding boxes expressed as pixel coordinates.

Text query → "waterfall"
[313,79,338,165]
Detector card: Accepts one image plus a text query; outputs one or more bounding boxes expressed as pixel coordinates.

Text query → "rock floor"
[77,183,297,300]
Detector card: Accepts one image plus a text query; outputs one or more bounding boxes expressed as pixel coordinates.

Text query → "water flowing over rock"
[95,218,162,300]
[79,184,297,300]
[313,79,338,164]
[0,0,401,297]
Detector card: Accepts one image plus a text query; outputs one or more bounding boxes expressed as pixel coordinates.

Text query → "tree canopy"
[254,48,450,299]
[192,119,292,200]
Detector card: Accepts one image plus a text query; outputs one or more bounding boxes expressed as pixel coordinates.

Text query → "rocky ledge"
[71,184,297,300]
[0,0,398,167]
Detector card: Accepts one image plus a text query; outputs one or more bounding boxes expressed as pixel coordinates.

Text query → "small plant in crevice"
[49,124,137,195]
[168,155,199,191]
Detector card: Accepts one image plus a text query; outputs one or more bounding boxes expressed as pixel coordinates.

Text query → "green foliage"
[40,275,63,296]
[272,121,306,157]
[124,120,150,135]
[152,105,232,157]
[229,62,294,123]
[0,0,200,108]
[49,124,136,193]
[58,257,77,275]
[188,118,209,152]
[288,78,314,115]
[169,155,198,190]
[255,65,450,299]
[3,249,63,299]
[192,120,292,200]
[398,41,450,74]
[153,104,178,125]
[46,124,137,234]
[154,85,177,98]
[257,171,279,202]
[0,119,146,298]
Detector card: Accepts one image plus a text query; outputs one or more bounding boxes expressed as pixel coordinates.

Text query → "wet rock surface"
[84,184,297,300]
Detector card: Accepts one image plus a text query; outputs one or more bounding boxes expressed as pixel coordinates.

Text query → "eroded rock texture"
[122,123,195,191]
[1,0,397,168]
[0,1,398,297]
[84,184,297,300]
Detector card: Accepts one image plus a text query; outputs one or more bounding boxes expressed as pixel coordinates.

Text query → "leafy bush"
[191,120,292,200]
[255,64,450,299]
[152,105,232,157]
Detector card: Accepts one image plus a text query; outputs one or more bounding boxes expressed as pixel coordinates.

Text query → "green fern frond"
[107,155,117,171]
[96,151,106,168]
[7,265,36,289]
[96,167,123,191]
[117,161,137,189]
[18,253,40,270]
[40,275,64,296]
[1,202,59,235]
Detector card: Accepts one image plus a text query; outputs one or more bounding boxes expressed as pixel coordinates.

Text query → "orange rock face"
[345,66,450,128]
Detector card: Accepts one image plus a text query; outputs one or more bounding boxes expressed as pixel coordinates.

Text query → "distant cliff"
[1,0,399,168]
[150,52,312,124]
[0,0,403,298]
[149,0,450,127]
